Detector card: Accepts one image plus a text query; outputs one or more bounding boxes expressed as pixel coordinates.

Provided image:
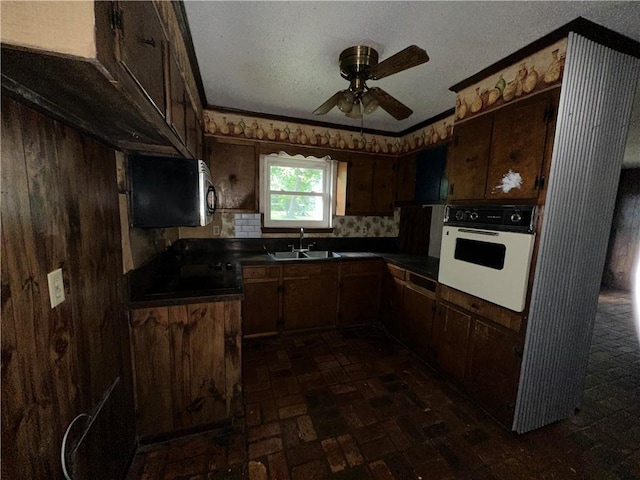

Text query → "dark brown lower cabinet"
[381,264,406,338]
[402,283,437,363]
[283,263,339,330]
[338,260,383,325]
[242,265,282,335]
[434,303,472,385]
[467,320,522,427]
[129,301,242,437]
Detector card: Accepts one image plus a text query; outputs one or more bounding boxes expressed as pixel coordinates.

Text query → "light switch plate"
[213,225,221,236]
[47,268,65,308]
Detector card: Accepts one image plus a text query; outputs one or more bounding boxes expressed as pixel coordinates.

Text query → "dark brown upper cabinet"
[206,137,258,212]
[447,91,558,204]
[447,114,493,201]
[1,1,203,158]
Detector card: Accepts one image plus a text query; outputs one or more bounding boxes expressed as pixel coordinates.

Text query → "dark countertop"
[379,253,440,279]
[127,239,439,308]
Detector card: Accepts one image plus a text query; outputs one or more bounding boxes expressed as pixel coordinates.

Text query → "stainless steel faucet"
[299,227,305,250]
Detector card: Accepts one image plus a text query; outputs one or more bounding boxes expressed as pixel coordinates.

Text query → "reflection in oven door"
[438,226,535,312]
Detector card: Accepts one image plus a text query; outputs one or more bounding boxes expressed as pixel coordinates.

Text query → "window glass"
[261,154,335,228]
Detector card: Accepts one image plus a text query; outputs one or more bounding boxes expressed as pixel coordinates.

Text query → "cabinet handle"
[449,184,454,195]
[139,37,157,48]
[513,345,524,358]
[470,302,479,309]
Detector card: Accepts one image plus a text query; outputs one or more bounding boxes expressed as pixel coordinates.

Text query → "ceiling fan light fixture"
[361,91,379,114]
[346,101,363,118]
[337,91,355,113]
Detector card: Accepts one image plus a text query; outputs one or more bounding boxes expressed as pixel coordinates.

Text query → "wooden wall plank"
[188,303,227,426]
[0,226,34,478]
[224,301,242,417]
[1,96,135,479]
[130,308,172,436]
[169,304,192,429]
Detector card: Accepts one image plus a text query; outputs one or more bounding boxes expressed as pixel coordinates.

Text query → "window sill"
[261,227,334,234]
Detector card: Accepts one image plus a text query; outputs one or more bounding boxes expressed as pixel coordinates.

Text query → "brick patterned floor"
[125,290,640,479]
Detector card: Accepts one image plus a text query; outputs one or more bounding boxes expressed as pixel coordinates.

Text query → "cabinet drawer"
[243,265,280,280]
[283,264,323,278]
[407,272,437,294]
[440,285,523,332]
[341,260,382,276]
[386,263,406,281]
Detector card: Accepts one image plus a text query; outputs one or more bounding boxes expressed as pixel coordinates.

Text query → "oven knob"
[470,212,479,221]
[464,210,472,220]
[511,212,522,223]
[455,210,464,221]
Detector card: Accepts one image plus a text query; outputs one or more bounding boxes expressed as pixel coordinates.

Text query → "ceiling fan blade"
[368,45,429,80]
[313,91,342,115]
[367,87,413,120]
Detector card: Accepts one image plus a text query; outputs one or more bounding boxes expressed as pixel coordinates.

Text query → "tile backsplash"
[214,211,400,239]
[233,213,262,238]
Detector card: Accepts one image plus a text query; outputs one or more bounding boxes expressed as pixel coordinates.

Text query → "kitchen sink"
[268,250,341,261]
[269,251,305,260]
[303,250,341,259]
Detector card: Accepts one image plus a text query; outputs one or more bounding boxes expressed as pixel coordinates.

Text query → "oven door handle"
[458,228,499,236]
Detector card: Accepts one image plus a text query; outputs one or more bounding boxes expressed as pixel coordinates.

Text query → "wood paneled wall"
[602,168,640,291]
[1,96,135,478]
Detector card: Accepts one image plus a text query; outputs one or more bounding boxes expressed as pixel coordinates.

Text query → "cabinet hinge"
[534,174,546,190]
[110,4,123,33]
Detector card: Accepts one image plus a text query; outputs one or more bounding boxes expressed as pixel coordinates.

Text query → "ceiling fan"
[313,45,429,121]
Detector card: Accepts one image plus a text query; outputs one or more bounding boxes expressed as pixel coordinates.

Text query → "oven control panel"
[444,205,536,232]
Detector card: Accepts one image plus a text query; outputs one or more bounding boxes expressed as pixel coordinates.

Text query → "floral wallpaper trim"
[455,38,567,122]
[203,110,454,155]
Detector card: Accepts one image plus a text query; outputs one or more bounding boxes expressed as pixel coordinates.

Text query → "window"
[261,152,336,228]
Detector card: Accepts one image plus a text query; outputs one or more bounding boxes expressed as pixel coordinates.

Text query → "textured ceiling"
[184,1,640,136]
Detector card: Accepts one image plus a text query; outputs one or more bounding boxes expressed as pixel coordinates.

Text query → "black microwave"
[128,154,217,228]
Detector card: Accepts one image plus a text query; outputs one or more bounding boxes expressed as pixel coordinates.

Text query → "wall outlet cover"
[47,268,65,308]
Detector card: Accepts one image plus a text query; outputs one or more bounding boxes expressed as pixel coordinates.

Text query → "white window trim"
[260,151,337,228]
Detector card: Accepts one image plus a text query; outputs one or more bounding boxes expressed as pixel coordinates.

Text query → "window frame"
[261,152,336,229]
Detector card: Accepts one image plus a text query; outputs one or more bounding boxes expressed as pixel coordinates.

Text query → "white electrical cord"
[61,413,91,480]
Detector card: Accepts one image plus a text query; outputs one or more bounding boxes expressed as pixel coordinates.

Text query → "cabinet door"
[339,261,382,325]
[381,265,406,338]
[485,94,550,199]
[395,153,416,204]
[447,115,493,201]
[206,138,257,211]
[372,157,396,214]
[185,99,199,158]
[346,154,374,214]
[168,50,186,144]
[283,264,338,330]
[118,1,166,115]
[467,320,522,427]
[415,144,448,204]
[242,266,281,335]
[402,284,436,361]
[129,301,241,437]
[434,303,472,384]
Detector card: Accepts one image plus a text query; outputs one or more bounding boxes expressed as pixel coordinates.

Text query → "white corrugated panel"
[514,33,639,433]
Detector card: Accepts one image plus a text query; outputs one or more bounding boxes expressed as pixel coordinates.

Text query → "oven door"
[438,226,535,312]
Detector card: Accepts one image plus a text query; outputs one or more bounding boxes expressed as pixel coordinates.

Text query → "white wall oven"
[438,205,536,312]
